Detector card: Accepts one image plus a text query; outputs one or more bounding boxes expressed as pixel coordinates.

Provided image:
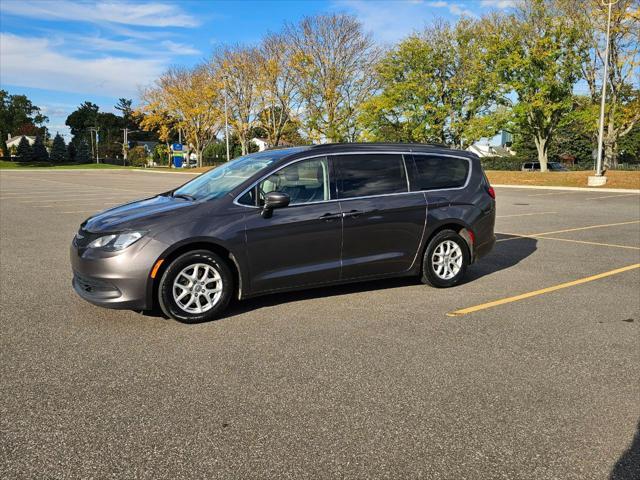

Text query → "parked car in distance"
[521,161,568,172]
[71,143,496,323]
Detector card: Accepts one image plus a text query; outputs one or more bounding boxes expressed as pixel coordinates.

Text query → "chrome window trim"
[233,150,473,209]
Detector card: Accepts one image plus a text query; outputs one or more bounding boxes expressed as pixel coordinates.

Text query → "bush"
[480,155,527,171]
[128,146,148,167]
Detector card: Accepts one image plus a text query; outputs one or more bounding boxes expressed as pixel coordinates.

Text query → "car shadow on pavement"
[610,419,640,480]
[223,234,537,317]
[462,234,537,283]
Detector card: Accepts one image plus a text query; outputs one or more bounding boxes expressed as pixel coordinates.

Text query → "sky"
[0,0,515,140]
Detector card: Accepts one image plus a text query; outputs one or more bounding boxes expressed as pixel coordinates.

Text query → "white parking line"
[1,193,133,201]
[19,195,135,204]
[528,191,579,197]
[584,193,640,200]
[496,211,557,218]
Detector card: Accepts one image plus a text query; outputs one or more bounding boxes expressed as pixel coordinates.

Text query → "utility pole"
[121,128,128,166]
[223,74,230,162]
[591,0,618,185]
[88,127,100,163]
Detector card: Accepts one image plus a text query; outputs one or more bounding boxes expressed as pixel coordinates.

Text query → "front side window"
[335,154,407,199]
[173,150,302,201]
[411,155,470,190]
[258,157,330,206]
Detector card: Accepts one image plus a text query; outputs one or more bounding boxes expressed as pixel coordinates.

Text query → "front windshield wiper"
[172,193,196,201]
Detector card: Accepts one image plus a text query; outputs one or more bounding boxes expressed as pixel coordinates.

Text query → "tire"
[421,230,470,288]
[158,250,233,323]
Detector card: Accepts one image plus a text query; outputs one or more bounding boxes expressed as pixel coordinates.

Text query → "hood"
[82,194,197,233]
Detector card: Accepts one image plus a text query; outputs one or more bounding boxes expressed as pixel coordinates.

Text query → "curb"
[493,184,640,194]
[131,169,200,175]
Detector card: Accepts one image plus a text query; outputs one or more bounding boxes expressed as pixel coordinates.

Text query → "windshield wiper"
[173,193,195,201]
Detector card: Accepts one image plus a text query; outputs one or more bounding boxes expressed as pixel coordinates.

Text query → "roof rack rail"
[308,142,450,149]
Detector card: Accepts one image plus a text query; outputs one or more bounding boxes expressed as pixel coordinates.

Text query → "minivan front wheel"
[158,250,233,323]
[421,230,470,288]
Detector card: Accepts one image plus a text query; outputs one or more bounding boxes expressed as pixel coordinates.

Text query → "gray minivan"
[71,143,496,323]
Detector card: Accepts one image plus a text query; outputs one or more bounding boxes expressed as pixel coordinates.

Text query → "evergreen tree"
[75,140,91,164]
[16,136,32,162]
[50,133,68,163]
[31,135,49,162]
[67,142,77,162]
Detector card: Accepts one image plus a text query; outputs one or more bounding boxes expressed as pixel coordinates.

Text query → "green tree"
[16,136,32,162]
[360,19,508,147]
[65,102,99,141]
[75,140,91,164]
[31,135,49,162]
[568,0,640,167]
[0,90,48,155]
[67,142,77,163]
[487,0,583,171]
[50,134,68,163]
[115,98,134,128]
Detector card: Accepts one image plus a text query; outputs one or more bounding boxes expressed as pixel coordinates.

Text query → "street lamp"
[222,74,230,162]
[593,0,619,182]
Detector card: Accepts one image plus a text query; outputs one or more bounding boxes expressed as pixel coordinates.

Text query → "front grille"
[73,273,121,299]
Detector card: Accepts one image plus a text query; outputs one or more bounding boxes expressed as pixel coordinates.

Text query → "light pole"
[223,75,230,162]
[594,0,618,178]
[121,128,139,166]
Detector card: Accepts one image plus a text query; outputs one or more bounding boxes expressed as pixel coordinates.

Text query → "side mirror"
[262,191,290,218]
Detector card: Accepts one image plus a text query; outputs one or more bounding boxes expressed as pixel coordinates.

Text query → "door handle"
[319,212,342,221]
[344,209,365,218]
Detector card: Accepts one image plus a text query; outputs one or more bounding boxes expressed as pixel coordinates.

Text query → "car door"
[243,156,343,293]
[334,153,427,279]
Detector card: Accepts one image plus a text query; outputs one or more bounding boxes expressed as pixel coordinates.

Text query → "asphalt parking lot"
[1,169,639,479]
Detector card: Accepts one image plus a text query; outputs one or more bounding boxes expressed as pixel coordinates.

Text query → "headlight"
[87,231,144,251]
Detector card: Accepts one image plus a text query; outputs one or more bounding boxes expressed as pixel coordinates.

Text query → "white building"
[6,134,36,150]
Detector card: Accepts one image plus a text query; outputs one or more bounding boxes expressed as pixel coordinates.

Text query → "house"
[251,137,270,152]
[251,137,294,152]
[466,131,515,158]
[6,134,36,150]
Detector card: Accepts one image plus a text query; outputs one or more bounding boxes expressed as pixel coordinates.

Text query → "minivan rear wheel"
[421,230,469,288]
[158,250,233,323]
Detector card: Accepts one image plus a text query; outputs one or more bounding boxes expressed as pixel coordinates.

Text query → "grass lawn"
[486,170,640,190]
[0,160,133,170]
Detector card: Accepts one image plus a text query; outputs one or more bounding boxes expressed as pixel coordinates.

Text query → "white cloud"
[160,40,201,56]
[480,0,516,8]
[0,33,164,97]
[0,0,199,27]
[426,1,477,17]
[335,0,479,43]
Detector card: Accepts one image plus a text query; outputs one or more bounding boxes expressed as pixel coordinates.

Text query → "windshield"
[172,149,305,201]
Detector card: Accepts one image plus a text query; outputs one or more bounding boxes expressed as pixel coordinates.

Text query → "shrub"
[128,146,148,167]
[480,155,527,171]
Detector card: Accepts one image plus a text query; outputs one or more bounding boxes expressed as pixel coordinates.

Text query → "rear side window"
[334,154,407,199]
[410,155,470,190]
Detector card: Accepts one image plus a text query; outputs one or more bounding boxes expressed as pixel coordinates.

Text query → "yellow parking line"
[496,220,640,242]
[447,263,640,317]
[496,211,557,218]
[584,193,640,200]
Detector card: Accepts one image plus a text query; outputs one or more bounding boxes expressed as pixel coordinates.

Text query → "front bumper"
[70,236,168,311]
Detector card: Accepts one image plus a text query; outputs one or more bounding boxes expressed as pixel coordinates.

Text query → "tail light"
[487,186,496,199]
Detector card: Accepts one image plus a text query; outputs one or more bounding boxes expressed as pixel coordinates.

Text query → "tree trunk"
[533,135,549,172]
